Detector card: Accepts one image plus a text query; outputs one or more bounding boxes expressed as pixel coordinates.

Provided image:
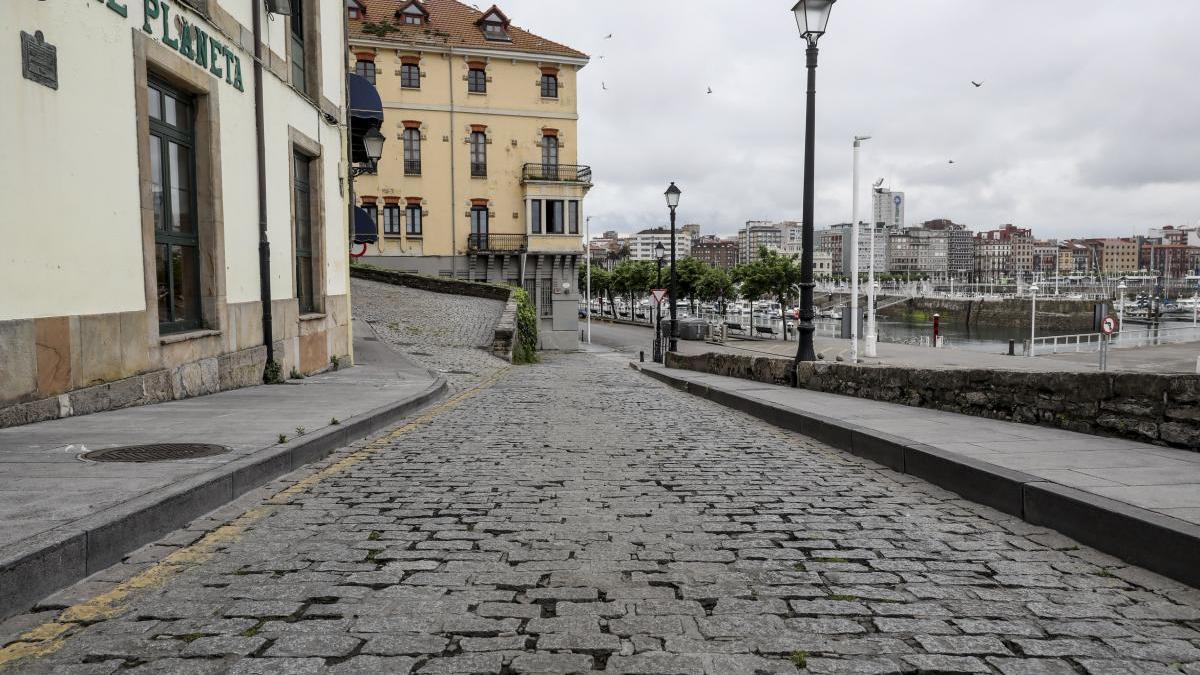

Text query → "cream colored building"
[348,0,590,342]
[1,0,350,427]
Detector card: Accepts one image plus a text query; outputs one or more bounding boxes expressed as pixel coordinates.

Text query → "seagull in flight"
[706,86,712,94]
[601,82,607,90]
[948,159,956,164]
[604,33,613,39]
[971,80,984,88]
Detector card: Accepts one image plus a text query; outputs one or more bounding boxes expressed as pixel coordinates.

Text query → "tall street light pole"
[654,242,666,362]
[665,183,681,354]
[790,0,836,376]
[585,216,592,344]
[849,135,869,364]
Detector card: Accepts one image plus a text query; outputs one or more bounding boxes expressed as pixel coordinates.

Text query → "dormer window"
[475,5,512,42]
[396,0,429,26]
[346,0,364,19]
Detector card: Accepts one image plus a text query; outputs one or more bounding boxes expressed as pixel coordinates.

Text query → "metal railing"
[521,163,593,183]
[403,160,421,176]
[1032,324,1200,356]
[470,162,487,178]
[467,233,526,253]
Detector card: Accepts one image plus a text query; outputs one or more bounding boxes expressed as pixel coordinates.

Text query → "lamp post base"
[864,334,877,358]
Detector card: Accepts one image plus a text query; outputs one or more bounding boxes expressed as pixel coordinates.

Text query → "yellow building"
[347,0,590,341]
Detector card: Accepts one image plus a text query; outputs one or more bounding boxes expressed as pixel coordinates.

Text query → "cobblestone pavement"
[5,350,1200,674]
[350,278,509,393]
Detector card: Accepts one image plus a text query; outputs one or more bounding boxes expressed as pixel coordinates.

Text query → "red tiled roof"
[350,0,587,61]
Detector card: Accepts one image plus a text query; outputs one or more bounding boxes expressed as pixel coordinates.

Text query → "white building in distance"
[630,227,692,261]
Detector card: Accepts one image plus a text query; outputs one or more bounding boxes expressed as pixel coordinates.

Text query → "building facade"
[2,0,350,427]
[347,0,589,345]
[973,225,1031,282]
[738,222,783,264]
[629,228,691,261]
[691,237,739,270]
[872,188,905,229]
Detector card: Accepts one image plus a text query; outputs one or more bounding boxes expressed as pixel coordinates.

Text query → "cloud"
[497,0,1200,239]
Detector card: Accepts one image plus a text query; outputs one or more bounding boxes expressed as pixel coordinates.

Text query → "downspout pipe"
[253,0,275,369]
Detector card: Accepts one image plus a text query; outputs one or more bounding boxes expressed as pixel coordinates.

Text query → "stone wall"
[874,296,1099,331]
[665,352,1200,450]
[492,296,518,363]
[350,264,512,302]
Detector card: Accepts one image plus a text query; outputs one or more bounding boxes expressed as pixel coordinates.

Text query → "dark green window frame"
[149,76,202,334]
[293,150,315,314]
[289,0,306,92]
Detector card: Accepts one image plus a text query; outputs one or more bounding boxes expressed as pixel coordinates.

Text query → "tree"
[696,267,735,317]
[735,247,803,340]
[611,260,655,320]
[674,257,708,313]
[578,263,612,317]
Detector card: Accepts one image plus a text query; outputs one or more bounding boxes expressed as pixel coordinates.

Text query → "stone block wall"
[492,296,518,363]
[350,264,511,302]
[664,352,1200,451]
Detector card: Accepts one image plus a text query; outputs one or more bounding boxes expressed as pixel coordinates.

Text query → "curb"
[632,362,1200,589]
[0,376,447,620]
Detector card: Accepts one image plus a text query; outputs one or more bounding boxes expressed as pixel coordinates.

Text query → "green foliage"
[510,287,539,364]
[696,267,736,315]
[675,257,707,311]
[263,360,283,384]
[361,20,398,36]
[790,651,808,668]
[295,426,306,436]
[611,260,657,318]
[277,433,287,444]
[289,367,304,380]
[734,247,804,339]
[330,417,340,426]
[329,355,340,370]
[580,263,614,316]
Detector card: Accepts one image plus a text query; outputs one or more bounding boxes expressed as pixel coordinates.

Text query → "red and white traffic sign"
[1100,315,1119,335]
[650,289,668,306]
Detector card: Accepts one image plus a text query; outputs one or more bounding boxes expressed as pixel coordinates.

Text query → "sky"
[493,0,1200,240]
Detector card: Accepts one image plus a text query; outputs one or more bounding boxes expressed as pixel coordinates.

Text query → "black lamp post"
[665,182,681,353]
[790,0,836,377]
[353,127,386,176]
[654,242,666,362]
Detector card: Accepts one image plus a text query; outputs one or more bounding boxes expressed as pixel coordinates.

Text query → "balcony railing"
[468,233,527,253]
[470,162,487,178]
[404,160,421,176]
[522,163,592,184]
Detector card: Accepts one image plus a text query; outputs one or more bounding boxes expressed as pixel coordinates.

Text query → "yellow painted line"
[0,366,509,670]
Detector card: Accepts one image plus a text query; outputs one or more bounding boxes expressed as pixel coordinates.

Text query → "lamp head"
[664,182,681,209]
[362,126,386,164]
[655,242,666,261]
[792,0,835,43]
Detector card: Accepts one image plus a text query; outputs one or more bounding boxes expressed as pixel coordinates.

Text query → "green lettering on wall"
[178,20,194,59]
[231,54,244,91]
[208,38,223,78]
[142,0,159,34]
[106,0,129,18]
[193,27,208,68]
[160,2,179,50]
[223,46,236,85]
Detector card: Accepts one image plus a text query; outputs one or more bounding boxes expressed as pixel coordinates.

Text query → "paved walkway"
[5,352,1200,674]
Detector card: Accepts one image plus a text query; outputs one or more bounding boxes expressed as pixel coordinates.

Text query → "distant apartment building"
[629,227,691,261]
[888,228,949,278]
[1098,238,1139,275]
[1032,240,1060,279]
[973,225,1032,282]
[691,237,739,270]
[1142,243,1200,280]
[843,223,891,277]
[922,220,974,277]
[1059,241,1092,275]
[816,227,845,276]
[873,188,905,229]
[680,223,702,245]
[738,222,783,264]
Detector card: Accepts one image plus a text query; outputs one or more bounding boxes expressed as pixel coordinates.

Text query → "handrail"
[1031,325,1200,356]
[521,163,593,183]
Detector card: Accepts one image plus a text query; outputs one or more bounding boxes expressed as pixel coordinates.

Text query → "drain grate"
[81,443,230,463]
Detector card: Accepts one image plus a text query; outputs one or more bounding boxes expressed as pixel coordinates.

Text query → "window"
[541,134,558,173]
[149,78,202,333]
[530,199,542,234]
[403,128,421,175]
[481,21,509,41]
[569,200,579,235]
[401,63,420,89]
[402,13,423,25]
[382,203,401,235]
[406,203,422,235]
[546,199,565,234]
[467,68,486,93]
[540,73,558,98]
[293,151,315,313]
[289,0,306,92]
[471,206,488,248]
[355,59,375,85]
[470,131,486,177]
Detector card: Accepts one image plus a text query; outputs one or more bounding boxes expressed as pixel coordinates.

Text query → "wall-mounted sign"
[20,31,58,90]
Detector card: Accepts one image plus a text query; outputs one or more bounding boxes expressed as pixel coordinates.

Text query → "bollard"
[932,313,940,347]
[639,351,645,363]
[1196,355,1200,375]
[1008,339,1015,356]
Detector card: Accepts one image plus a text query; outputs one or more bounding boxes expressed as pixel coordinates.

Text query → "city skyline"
[498,0,1200,240]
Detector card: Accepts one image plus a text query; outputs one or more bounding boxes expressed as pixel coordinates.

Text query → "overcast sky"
[495,0,1200,240]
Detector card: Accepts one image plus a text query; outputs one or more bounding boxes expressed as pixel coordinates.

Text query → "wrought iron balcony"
[521,163,592,184]
[468,233,527,253]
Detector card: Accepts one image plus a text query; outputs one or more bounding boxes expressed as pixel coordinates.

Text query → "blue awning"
[348,72,383,122]
[353,206,378,244]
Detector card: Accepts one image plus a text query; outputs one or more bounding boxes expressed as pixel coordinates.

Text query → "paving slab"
[0,320,445,620]
[634,360,1200,588]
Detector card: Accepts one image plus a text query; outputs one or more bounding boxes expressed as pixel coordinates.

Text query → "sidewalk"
[0,320,445,619]
[633,361,1200,588]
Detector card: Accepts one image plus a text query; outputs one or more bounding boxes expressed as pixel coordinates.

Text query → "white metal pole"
[585,216,592,343]
[1029,285,1038,357]
[865,198,878,356]
[849,138,865,364]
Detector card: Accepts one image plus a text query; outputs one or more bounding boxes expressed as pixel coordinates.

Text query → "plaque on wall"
[21,30,58,90]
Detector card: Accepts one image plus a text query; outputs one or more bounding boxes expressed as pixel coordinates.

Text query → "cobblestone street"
[5,342,1200,672]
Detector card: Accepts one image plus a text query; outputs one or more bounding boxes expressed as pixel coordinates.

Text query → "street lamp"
[790,0,836,377]
[654,242,666,362]
[665,182,681,353]
[849,135,869,365]
[353,126,385,176]
[1028,283,1039,357]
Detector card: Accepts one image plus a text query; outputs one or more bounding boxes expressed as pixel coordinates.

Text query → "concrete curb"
[632,362,1200,589]
[0,376,447,620]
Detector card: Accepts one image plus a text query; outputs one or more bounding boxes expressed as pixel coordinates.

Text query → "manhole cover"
[81,443,230,463]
